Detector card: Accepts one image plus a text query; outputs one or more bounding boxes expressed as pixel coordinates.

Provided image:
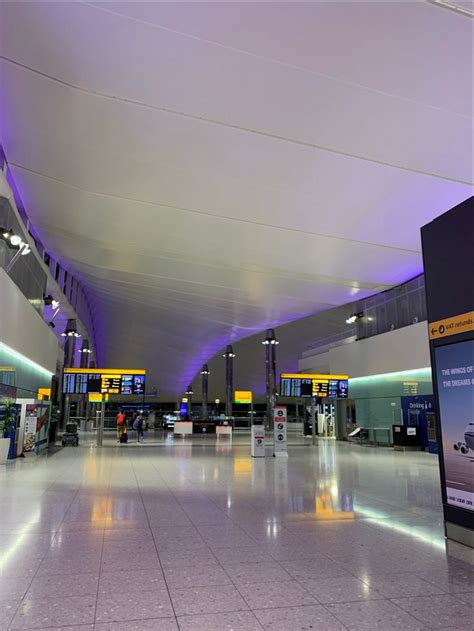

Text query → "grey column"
[186,386,193,417]
[200,364,210,420]
[223,345,235,417]
[263,329,278,427]
[61,319,78,429]
[76,340,90,419]
[85,360,96,422]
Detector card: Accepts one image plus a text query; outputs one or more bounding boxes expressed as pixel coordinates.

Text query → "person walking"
[116,409,127,442]
[133,412,144,443]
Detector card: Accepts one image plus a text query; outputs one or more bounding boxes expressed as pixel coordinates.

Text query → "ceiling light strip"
[0,342,54,377]
[350,367,432,382]
[428,0,474,17]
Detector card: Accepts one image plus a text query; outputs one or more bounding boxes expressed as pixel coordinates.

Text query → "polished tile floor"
[0,439,472,630]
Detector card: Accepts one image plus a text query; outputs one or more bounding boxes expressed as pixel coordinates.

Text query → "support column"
[97,400,105,447]
[263,329,278,427]
[200,364,210,420]
[311,397,317,446]
[185,386,193,417]
[76,340,91,419]
[60,319,79,429]
[223,345,235,417]
[85,360,96,423]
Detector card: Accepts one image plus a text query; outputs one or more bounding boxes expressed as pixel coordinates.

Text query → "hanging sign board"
[429,311,474,341]
[63,368,146,395]
[235,390,253,404]
[280,374,349,398]
[88,393,109,403]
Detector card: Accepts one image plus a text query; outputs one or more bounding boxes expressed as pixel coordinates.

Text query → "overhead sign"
[88,393,109,403]
[280,373,349,398]
[37,388,51,400]
[235,390,253,404]
[429,311,474,340]
[63,368,146,395]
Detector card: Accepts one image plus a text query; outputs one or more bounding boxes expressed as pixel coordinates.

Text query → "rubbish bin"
[393,425,421,450]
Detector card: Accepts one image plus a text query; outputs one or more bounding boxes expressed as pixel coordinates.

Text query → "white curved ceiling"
[0,2,472,397]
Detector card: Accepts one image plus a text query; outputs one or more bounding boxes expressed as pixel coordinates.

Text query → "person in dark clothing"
[133,413,144,443]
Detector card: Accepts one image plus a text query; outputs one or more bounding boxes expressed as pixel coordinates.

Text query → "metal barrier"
[373,427,393,446]
[61,416,307,444]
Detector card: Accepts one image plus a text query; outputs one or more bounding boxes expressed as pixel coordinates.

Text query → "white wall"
[299,350,330,373]
[299,321,431,378]
[0,269,59,373]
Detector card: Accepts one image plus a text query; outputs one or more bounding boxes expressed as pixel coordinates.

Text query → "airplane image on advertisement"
[453,422,474,455]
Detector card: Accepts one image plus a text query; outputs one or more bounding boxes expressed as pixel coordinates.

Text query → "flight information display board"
[280,373,349,399]
[63,369,146,395]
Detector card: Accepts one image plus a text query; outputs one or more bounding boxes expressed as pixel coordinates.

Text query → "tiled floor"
[0,439,472,630]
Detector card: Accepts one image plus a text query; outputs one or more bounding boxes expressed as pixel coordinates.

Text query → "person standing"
[133,412,144,443]
[116,409,126,442]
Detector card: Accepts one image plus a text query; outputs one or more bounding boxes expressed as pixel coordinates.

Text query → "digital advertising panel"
[435,340,474,513]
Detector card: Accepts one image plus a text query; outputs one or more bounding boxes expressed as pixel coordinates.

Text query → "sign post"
[311,397,317,446]
[273,405,288,457]
[97,400,105,447]
[421,197,474,548]
[251,424,265,457]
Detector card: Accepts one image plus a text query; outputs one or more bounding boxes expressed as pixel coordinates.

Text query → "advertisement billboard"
[434,340,474,513]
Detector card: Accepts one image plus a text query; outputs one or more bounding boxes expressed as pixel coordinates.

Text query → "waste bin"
[393,425,421,450]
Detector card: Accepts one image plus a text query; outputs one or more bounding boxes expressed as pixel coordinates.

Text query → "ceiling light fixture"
[9,234,22,247]
[0,228,31,257]
[61,328,81,338]
[345,312,364,325]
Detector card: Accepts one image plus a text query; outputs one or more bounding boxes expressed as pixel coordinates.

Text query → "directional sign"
[429,311,474,340]
[273,405,288,457]
[235,390,253,404]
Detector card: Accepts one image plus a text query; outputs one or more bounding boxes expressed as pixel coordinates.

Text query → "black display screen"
[63,371,146,395]
[280,375,348,399]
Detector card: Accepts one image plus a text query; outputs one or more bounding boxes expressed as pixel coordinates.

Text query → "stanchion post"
[97,400,105,447]
[311,396,316,446]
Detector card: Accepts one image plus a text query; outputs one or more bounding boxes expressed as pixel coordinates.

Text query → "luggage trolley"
[62,422,79,447]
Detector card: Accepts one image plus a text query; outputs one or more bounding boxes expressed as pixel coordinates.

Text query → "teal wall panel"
[349,368,433,442]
